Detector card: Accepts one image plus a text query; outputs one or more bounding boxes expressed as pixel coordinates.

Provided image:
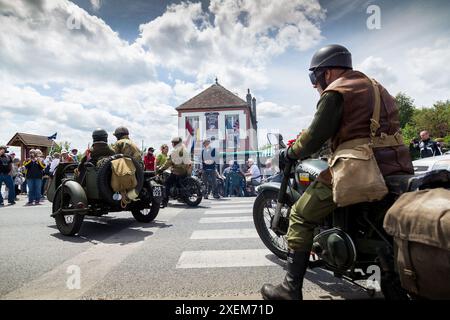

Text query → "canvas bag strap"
[398,239,419,295]
[370,79,381,139]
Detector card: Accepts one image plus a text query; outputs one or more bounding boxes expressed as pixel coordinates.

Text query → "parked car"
[412,154,450,174]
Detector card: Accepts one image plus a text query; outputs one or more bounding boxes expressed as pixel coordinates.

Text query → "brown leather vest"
[317,70,414,186]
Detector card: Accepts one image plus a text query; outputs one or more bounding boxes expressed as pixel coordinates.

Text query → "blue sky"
[1,0,449,153]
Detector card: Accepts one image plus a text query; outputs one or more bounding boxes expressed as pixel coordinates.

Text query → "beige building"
[176,80,258,171]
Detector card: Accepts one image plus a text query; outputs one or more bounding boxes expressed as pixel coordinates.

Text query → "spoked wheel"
[253,190,290,260]
[53,188,84,236]
[181,177,202,207]
[131,200,160,223]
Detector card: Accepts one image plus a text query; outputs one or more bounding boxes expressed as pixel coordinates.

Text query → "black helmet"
[113,126,129,139]
[92,128,108,142]
[309,44,352,71]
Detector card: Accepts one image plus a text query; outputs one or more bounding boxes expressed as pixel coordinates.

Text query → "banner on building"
[205,112,219,140]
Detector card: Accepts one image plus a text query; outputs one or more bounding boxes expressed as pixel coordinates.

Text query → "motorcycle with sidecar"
[48,154,164,236]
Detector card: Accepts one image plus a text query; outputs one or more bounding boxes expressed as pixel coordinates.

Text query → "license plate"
[152,186,162,197]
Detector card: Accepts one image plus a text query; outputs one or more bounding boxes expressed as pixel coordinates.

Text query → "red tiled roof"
[176,84,249,111]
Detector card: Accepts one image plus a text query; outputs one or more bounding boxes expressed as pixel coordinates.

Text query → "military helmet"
[309,44,352,71]
[92,128,108,142]
[113,126,129,138]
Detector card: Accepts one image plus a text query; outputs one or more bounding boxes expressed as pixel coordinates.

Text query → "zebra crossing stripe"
[205,205,253,210]
[204,209,250,215]
[199,216,253,223]
[176,249,277,268]
[190,228,258,239]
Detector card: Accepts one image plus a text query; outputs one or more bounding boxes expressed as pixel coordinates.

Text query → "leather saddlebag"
[383,188,450,299]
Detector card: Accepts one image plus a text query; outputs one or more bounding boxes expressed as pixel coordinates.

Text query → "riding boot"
[261,249,310,300]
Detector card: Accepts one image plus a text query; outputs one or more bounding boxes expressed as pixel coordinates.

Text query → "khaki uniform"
[287,70,413,251]
[159,143,191,176]
[112,135,143,166]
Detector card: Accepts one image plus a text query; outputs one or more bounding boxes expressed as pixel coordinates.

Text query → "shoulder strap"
[370,79,381,138]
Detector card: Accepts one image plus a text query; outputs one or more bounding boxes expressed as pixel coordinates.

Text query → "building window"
[225,114,239,149]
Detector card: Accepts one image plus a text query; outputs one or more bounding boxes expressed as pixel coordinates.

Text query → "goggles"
[309,69,325,85]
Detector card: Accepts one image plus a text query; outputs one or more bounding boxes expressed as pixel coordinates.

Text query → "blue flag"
[47,132,57,140]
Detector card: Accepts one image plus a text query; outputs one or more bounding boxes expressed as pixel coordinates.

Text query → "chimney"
[246,89,252,109]
[252,97,257,128]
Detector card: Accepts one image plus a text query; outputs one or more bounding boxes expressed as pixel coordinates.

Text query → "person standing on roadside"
[0,145,16,206]
[24,149,46,206]
[144,147,156,171]
[156,144,169,168]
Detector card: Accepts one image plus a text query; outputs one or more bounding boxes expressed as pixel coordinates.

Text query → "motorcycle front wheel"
[253,190,290,260]
[131,199,160,223]
[53,188,84,236]
[181,177,202,207]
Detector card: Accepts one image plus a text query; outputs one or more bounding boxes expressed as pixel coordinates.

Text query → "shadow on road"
[48,215,173,245]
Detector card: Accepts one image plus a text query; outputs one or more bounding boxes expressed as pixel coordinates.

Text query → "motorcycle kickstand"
[340,275,377,298]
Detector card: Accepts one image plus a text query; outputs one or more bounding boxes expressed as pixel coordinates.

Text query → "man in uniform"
[112,126,143,167]
[75,129,115,179]
[261,44,414,300]
[157,137,192,207]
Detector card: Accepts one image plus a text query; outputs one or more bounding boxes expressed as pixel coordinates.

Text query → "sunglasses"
[309,69,325,85]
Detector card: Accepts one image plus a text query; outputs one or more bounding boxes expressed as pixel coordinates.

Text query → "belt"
[336,132,405,152]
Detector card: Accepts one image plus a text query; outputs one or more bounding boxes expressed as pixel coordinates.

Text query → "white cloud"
[0,0,155,87]
[90,0,102,11]
[406,38,450,90]
[357,56,397,86]
[137,0,325,91]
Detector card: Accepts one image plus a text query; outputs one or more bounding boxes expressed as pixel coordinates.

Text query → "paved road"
[0,194,377,300]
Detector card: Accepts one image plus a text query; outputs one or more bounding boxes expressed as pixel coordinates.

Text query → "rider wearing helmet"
[261,44,414,300]
[112,126,143,166]
[77,129,115,170]
[157,137,192,206]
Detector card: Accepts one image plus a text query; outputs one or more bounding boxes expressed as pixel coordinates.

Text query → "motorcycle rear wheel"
[253,190,289,260]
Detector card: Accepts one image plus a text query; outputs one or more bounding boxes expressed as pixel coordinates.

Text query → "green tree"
[395,92,415,128]
[50,141,71,155]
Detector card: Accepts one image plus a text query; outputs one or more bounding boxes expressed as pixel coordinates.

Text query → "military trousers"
[287,180,337,251]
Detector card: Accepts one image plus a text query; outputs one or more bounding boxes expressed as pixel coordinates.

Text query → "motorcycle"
[157,171,203,207]
[253,133,450,299]
[48,155,164,236]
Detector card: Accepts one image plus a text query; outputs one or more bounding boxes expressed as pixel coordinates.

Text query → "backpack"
[110,157,137,197]
[383,188,450,299]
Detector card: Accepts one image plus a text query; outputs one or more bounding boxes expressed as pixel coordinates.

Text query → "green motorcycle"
[48,155,164,236]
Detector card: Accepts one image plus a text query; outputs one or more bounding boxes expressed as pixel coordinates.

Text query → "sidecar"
[48,156,164,236]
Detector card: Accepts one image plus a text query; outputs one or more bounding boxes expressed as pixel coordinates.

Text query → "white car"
[413,154,450,174]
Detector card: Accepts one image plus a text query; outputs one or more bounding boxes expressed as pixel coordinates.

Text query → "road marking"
[176,249,277,268]
[199,216,253,223]
[205,205,253,210]
[205,199,254,205]
[204,209,250,215]
[190,228,258,239]
[2,208,185,300]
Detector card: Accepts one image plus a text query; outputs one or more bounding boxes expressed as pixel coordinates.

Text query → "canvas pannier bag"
[329,79,388,207]
[329,142,388,207]
[110,157,137,194]
[383,188,450,299]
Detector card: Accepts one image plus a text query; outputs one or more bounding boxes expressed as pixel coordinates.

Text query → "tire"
[131,199,160,223]
[180,177,202,207]
[97,156,144,205]
[53,188,84,236]
[253,190,289,260]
